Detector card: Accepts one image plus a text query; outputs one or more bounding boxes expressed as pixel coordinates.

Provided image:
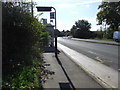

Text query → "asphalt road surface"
[58,37,119,70]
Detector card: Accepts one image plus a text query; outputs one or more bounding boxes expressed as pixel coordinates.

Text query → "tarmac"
[42,47,103,89]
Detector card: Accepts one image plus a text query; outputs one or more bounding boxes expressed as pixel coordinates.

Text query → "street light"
[36,6,57,57]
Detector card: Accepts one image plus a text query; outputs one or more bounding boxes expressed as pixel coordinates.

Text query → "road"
[58,37,119,70]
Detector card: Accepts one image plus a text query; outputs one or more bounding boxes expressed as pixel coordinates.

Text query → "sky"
[33,0,103,31]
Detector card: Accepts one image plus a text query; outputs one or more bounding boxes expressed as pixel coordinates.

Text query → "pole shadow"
[43,46,60,53]
[55,54,76,90]
[43,46,75,90]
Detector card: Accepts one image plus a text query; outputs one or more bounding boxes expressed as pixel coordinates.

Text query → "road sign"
[50,12,55,19]
[50,20,53,22]
[42,19,47,24]
[36,7,52,12]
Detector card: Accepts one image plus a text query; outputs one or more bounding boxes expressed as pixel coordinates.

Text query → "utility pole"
[52,7,57,57]
[31,0,33,17]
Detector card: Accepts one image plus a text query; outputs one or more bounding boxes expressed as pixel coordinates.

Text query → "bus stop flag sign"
[36,7,52,12]
[50,12,55,19]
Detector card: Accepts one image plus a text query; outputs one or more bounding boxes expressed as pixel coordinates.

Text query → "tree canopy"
[97,2,120,30]
[70,20,93,39]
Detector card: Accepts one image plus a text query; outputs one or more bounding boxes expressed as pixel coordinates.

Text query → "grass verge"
[90,38,113,41]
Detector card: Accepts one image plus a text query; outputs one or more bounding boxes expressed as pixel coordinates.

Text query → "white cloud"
[79,17,96,22]
[57,0,102,8]
[57,19,72,31]
[57,3,76,8]
[85,4,91,8]
[79,0,102,5]
[33,0,102,9]
[34,0,58,2]
[102,0,120,2]
[91,25,100,31]
[71,11,79,15]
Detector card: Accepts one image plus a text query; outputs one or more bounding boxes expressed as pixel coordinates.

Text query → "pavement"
[71,38,120,46]
[42,47,103,89]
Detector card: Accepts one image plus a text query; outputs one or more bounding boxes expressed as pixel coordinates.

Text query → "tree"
[75,20,91,31]
[103,27,114,39]
[71,25,77,37]
[58,30,66,37]
[94,30,104,39]
[2,2,51,89]
[2,2,47,77]
[70,20,92,39]
[97,2,120,31]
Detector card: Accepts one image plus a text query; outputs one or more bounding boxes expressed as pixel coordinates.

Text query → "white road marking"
[88,51,97,55]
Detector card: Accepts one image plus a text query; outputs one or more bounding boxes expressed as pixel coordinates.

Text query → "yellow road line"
[95,57,103,62]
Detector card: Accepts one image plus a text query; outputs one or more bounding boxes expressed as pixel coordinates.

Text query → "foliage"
[91,28,114,39]
[58,30,67,37]
[75,20,91,31]
[92,30,104,39]
[97,2,120,30]
[70,20,93,39]
[2,2,48,88]
[56,30,71,37]
[2,59,42,89]
[91,38,113,41]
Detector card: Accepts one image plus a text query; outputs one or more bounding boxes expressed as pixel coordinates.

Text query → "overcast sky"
[33,0,103,31]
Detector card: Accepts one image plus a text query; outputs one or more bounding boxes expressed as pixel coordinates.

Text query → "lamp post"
[36,6,57,57]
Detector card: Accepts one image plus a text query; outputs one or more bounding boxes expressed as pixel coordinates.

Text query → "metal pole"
[31,0,33,17]
[52,7,57,57]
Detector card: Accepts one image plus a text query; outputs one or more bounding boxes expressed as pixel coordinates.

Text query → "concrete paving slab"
[43,53,68,88]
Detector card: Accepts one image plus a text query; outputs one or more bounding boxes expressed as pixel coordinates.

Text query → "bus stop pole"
[52,7,57,57]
